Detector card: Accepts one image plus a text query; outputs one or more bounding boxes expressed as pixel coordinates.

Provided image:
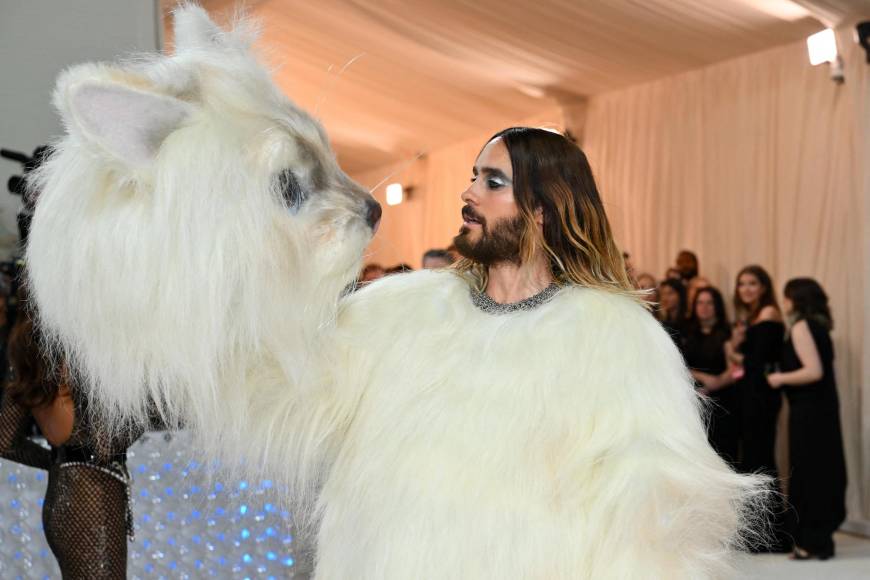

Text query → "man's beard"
[453,210,525,266]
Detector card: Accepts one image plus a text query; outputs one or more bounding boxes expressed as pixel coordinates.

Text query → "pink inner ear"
[70,83,191,166]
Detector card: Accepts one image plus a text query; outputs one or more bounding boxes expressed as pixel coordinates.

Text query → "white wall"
[0,0,161,258]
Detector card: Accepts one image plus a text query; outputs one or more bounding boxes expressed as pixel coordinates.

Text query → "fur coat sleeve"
[542,290,766,577]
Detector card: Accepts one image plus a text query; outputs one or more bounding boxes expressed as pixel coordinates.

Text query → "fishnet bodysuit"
[0,387,140,579]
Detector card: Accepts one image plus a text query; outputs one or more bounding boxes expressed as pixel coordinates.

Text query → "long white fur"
[26,5,766,578]
[27,4,372,490]
[308,271,767,579]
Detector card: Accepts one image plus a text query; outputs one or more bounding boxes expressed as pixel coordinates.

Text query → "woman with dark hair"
[657,278,687,347]
[767,278,847,560]
[0,299,138,578]
[729,264,787,551]
[685,276,711,318]
[683,287,738,464]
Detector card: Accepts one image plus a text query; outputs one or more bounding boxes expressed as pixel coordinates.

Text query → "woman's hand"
[766,372,784,389]
[691,370,720,393]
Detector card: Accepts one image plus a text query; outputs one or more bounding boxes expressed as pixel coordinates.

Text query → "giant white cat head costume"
[26,5,379,429]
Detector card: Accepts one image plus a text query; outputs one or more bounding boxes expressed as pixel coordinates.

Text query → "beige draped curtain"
[353,33,869,523]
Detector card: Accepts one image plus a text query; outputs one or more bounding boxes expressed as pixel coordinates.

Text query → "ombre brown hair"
[455,127,635,296]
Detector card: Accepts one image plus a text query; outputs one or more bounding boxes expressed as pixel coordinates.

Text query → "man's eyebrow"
[473,166,512,182]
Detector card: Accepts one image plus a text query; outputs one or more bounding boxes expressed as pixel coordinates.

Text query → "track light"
[807,29,837,65]
[386,183,405,206]
[807,29,844,83]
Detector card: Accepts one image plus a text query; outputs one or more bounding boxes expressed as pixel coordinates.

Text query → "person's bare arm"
[711,341,737,391]
[766,321,823,388]
[30,382,75,446]
[725,338,743,366]
[692,366,736,395]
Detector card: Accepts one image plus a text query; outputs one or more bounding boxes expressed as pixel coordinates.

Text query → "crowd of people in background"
[359,246,459,284]
[631,250,847,561]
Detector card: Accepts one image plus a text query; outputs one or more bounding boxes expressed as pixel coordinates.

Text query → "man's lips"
[462,206,483,227]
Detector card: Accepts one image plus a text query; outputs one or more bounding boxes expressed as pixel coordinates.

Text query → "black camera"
[1,145,51,243]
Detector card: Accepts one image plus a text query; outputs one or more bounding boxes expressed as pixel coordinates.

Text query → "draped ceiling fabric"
[173,1,870,523]
[186,0,848,174]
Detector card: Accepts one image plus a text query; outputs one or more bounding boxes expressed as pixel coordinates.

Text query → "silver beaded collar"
[470,283,561,315]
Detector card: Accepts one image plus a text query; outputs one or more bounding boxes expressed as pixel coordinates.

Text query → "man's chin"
[453,237,489,264]
[453,230,476,257]
[454,214,524,265]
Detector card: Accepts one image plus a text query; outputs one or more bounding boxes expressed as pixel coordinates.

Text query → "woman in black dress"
[767,278,847,560]
[729,265,788,550]
[682,287,738,465]
[729,265,784,475]
[0,301,137,579]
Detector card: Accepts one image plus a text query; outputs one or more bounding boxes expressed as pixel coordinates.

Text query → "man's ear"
[534,206,545,228]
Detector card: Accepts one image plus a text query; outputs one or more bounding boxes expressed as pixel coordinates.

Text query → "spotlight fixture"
[807,28,844,83]
[386,183,407,206]
[807,28,837,65]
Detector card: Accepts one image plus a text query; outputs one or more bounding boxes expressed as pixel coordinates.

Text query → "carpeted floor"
[736,533,870,579]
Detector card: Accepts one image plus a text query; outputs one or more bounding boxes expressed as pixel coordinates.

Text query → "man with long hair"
[452,127,632,300]
[328,127,765,577]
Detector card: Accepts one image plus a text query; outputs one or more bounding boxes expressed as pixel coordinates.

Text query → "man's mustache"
[461,205,485,225]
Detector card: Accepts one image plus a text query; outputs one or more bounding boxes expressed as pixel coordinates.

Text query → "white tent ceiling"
[165,0,869,174]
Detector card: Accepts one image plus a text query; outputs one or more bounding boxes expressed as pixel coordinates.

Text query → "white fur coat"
[289,270,760,579]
